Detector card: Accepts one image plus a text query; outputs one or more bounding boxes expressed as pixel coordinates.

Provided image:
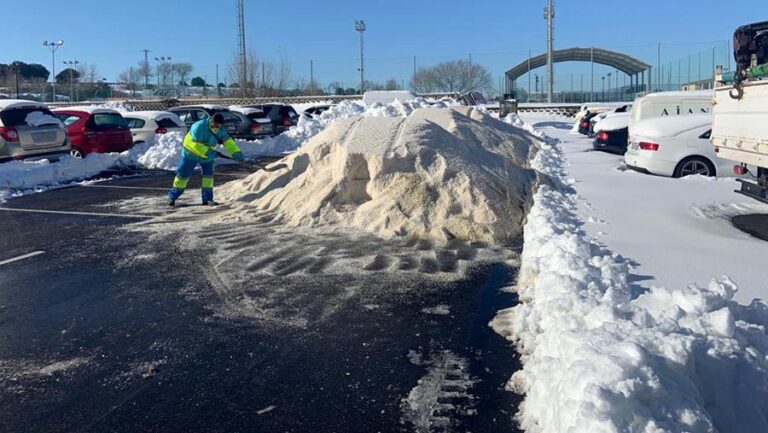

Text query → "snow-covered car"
[592,113,630,154]
[228,106,275,138]
[303,104,332,118]
[589,105,630,136]
[239,104,299,135]
[122,111,185,145]
[0,99,69,163]
[624,114,727,178]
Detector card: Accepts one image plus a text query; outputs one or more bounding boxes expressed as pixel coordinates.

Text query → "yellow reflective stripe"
[201,176,214,189]
[173,176,189,189]
[182,133,212,159]
[222,137,241,156]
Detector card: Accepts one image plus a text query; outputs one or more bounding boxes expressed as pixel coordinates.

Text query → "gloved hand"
[232,151,244,162]
[206,149,218,162]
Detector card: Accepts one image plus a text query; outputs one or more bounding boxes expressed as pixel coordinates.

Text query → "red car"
[52,107,133,157]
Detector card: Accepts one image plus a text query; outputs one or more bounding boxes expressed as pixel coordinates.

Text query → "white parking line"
[0,251,46,266]
[0,207,155,219]
[81,185,169,191]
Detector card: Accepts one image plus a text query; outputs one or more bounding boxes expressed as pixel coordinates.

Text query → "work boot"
[203,200,219,207]
[168,199,176,207]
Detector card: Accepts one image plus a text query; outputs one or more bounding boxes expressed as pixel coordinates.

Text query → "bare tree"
[172,62,193,86]
[410,60,492,93]
[385,78,399,90]
[410,68,437,93]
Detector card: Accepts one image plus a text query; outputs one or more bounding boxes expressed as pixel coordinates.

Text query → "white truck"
[711,20,768,204]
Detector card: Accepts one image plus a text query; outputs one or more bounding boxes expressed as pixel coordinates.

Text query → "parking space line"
[0,251,46,266]
[0,207,156,219]
[81,185,169,191]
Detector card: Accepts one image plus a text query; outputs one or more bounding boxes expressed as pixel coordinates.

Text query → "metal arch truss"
[505,47,652,82]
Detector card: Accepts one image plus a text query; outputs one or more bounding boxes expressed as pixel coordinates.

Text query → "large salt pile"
[217,107,543,244]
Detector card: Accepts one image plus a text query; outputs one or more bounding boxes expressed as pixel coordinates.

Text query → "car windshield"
[0,107,55,127]
[156,118,182,128]
[91,113,128,129]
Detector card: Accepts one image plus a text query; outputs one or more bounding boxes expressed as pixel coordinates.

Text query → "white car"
[123,111,185,145]
[624,114,729,178]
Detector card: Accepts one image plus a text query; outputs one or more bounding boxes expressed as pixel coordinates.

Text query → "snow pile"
[0,98,458,201]
[0,153,119,201]
[216,107,542,244]
[119,98,457,171]
[492,116,768,433]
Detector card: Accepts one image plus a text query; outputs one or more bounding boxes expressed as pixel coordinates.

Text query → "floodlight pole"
[356,20,366,95]
[544,0,554,103]
[43,40,64,102]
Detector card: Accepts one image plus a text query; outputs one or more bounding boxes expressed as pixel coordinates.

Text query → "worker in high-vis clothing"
[167,113,244,207]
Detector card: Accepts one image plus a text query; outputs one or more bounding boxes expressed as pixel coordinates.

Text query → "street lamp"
[63,60,79,102]
[602,76,606,101]
[355,20,366,94]
[154,56,171,90]
[607,72,612,102]
[43,40,64,102]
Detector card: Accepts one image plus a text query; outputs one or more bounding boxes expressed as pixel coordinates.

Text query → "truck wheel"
[674,156,715,178]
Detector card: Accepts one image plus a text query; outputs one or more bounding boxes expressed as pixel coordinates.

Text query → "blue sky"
[3,0,762,92]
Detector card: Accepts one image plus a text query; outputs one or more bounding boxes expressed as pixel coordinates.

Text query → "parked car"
[303,104,332,118]
[624,114,727,178]
[167,105,242,138]
[240,104,299,134]
[228,106,275,138]
[578,109,607,135]
[0,99,70,163]
[593,113,630,154]
[588,105,631,136]
[52,107,133,157]
[122,111,185,145]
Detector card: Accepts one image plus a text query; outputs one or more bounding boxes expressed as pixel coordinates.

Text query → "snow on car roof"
[594,113,629,132]
[630,113,711,138]
[173,104,228,110]
[229,106,264,115]
[124,110,181,121]
[0,99,48,111]
[642,89,713,99]
[52,106,120,114]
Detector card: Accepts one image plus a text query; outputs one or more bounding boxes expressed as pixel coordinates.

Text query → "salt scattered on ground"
[215,107,542,244]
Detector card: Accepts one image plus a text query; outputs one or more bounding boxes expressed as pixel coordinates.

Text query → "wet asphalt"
[0,165,522,433]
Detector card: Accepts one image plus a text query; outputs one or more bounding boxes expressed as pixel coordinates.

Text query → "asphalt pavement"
[0,165,522,433]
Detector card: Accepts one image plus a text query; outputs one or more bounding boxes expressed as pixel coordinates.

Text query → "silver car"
[0,99,70,163]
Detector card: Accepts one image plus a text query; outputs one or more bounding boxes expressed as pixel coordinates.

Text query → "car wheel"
[70,148,84,158]
[674,156,715,178]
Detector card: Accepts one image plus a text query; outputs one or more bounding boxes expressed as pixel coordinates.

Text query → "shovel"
[216,151,288,172]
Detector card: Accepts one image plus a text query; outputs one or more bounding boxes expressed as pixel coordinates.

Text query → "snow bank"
[0,154,119,201]
[216,107,543,244]
[122,98,456,171]
[0,98,455,201]
[491,116,768,433]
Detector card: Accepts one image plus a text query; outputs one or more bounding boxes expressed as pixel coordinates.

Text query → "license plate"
[32,132,57,142]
